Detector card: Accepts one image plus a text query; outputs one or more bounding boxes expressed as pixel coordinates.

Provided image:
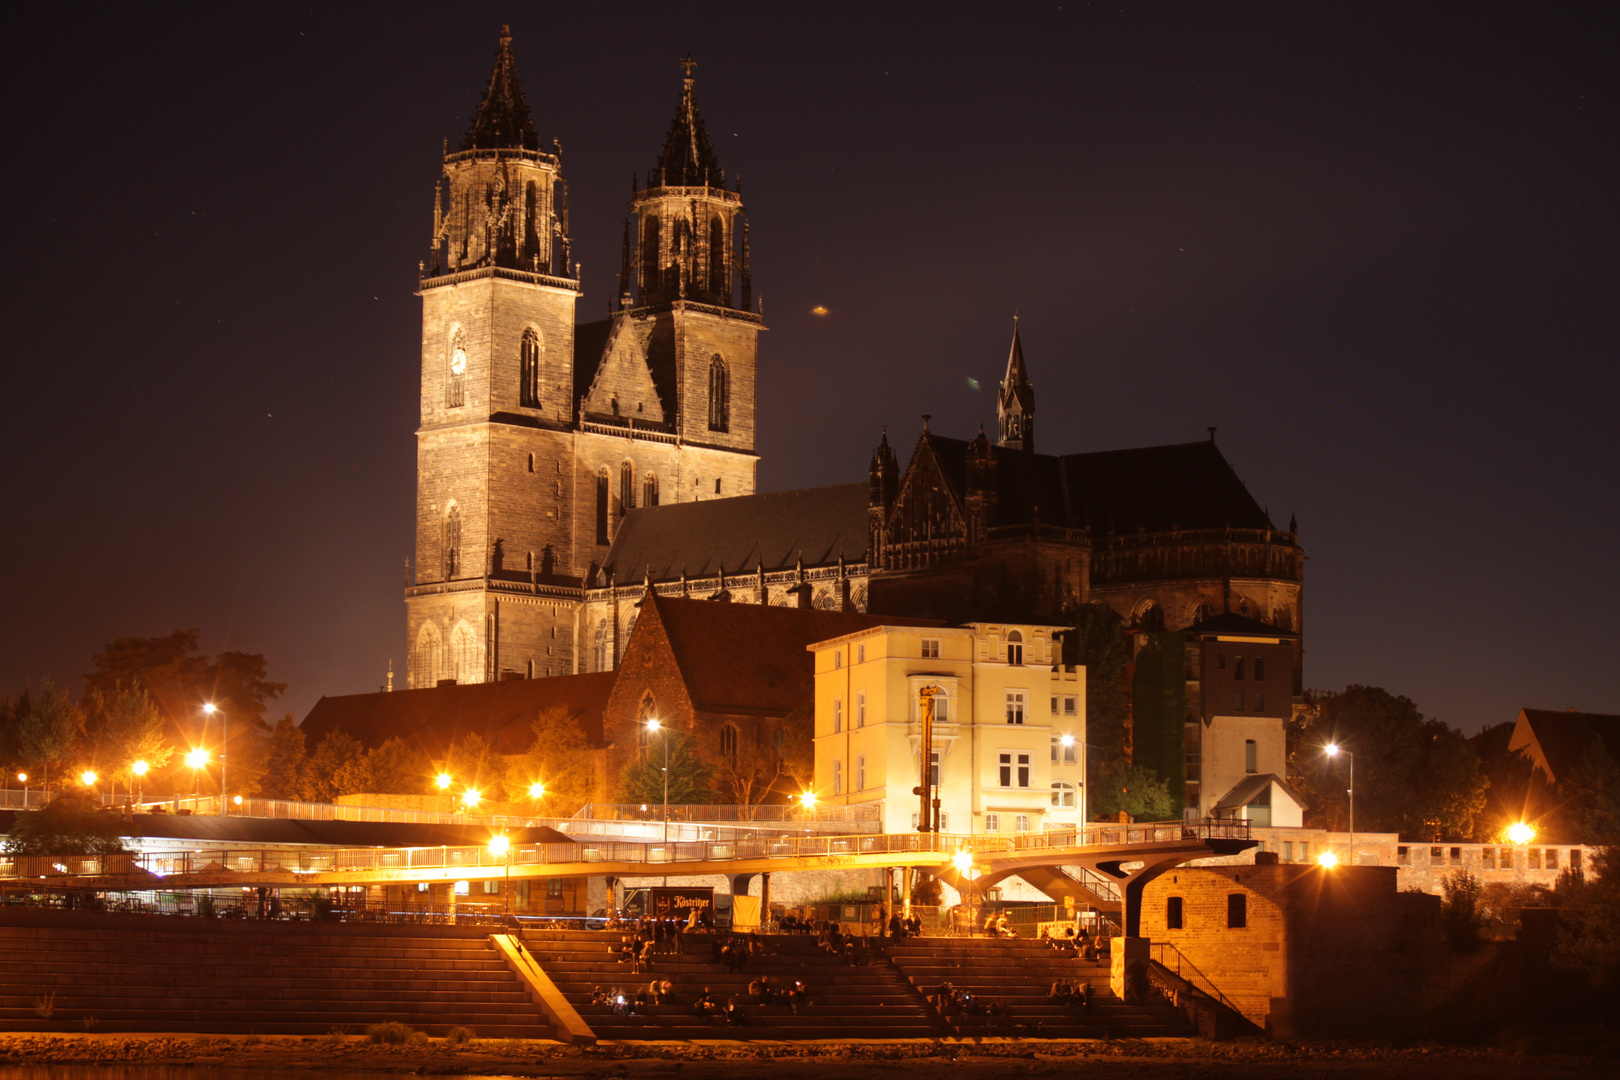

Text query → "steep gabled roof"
[1509,708,1620,785]
[461,26,541,152]
[653,56,723,187]
[645,595,939,715]
[1214,773,1310,813]
[1061,439,1273,533]
[300,673,616,757]
[600,485,870,583]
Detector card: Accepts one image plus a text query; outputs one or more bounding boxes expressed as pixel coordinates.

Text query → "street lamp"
[17,773,28,809]
[645,718,670,844]
[1506,821,1536,846]
[203,704,226,816]
[131,760,149,809]
[1317,850,1339,868]
[1325,743,1354,866]
[528,781,545,801]
[489,833,512,917]
[80,770,98,805]
[462,789,482,812]
[185,749,209,804]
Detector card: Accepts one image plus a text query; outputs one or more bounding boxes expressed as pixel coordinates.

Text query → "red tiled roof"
[649,595,939,715]
[300,672,616,757]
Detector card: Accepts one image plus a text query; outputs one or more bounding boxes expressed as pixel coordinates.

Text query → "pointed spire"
[653,55,724,187]
[997,315,1036,452]
[461,26,541,152]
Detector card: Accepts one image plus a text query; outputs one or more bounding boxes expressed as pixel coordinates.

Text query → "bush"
[365,1022,415,1044]
[444,1026,474,1044]
[1441,870,1484,947]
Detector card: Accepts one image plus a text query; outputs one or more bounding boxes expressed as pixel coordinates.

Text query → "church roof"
[300,672,616,757]
[914,433,1274,533]
[653,56,724,187]
[1508,708,1620,785]
[643,595,938,716]
[460,26,541,152]
[600,484,870,583]
[1183,611,1298,639]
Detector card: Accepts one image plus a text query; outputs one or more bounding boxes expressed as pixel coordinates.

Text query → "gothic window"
[1136,602,1165,631]
[443,504,461,578]
[643,473,659,507]
[593,619,608,673]
[641,216,660,294]
[450,621,478,684]
[619,461,635,512]
[720,723,738,760]
[414,622,441,686]
[708,355,729,432]
[708,216,725,296]
[519,328,542,407]
[595,470,610,544]
[524,182,540,262]
[447,330,467,408]
[1194,602,1216,624]
[636,692,657,753]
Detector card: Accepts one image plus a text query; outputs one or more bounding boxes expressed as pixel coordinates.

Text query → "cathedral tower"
[407,28,582,688]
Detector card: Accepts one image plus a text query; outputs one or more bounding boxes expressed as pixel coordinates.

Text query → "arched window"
[708,216,726,296]
[641,216,660,294]
[643,472,659,507]
[447,330,467,408]
[720,723,738,760]
[708,355,728,432]
[1136,602,1165,631]
[619,461,635,512]
[414,622,441,687]
[593,619,608,673]
[1051,781,1077,809]
[524,181,540,263]
[519,328,542,407]
[1194,602,1216,624]
[450,621,478,684]
[595,470,610,544]
[443,504,461,578]
[1006,630,1024,666]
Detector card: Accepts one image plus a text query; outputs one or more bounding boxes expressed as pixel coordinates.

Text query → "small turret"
[997,317,1035,452]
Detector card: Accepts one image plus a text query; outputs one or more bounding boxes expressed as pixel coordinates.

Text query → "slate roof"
[300,673,616,757]
[600,484,870,583]
[1183,612,1298,639]
[461,26,541,152]
[1509,708,1620,785]
[909,434,1273,533]
[1213,773,1309,813]
[646,595,939,715]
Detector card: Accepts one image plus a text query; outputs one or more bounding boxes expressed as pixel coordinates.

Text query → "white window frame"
[1064,695,1078,716]
[1051,781,1077,808]
[833,759,842,795]
[856,755,866,791]
[984,813,1000,833]
[857,643,866,663]
[833,698,843,734]
[1015,814,1031,832]
[921,638,940,659]
[857,691,866,728]
[1005,691,1026,725]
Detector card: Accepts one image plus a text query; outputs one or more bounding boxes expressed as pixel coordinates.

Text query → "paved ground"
[0,1034,1613,1079]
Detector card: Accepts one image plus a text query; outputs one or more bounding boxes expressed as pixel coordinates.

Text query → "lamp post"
[131,760,148,810]
[489,833,512,917]
[645,718,670,844]
[17,773,27,810]
[185,749,209,806]
[1325,743,1354,865]
[80,770,98,804]
[203,704,226,815]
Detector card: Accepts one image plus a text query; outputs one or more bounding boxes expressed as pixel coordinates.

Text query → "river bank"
[0,1033,1611,1079]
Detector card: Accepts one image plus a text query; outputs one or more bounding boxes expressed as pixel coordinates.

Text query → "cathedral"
[404,30,1308,817]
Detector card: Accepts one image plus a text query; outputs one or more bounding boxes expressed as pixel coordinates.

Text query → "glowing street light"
[80,770,98,787]
[16,773,28,809]
[800,791,817,810]
[1507,821,1536,846]
[185,749,209,801]
[462,789,482,810]
[489,833,513,917]
[953,849,974,873]
[645,718,671,844]
[1325,743,1354,866]
[436,772,453,791]
[131,760,149,809]
[1317,851,1339,868]
[203,703,227,816]
[528,781,545,801]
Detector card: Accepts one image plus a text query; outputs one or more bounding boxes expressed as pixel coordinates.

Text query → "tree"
[1064,603,1131,793]
[1131,631,1187,811]
[334,737,429,797]
[3,792,127,856]
[82,682,173,794]
[1555,847,1620,992]
[259,715,306,799]
[507,707,597,815]
[13,681,84,792]
[444,732,504,802]
[618,732,715,806]
[1289,686,1488,841]
[298,730,362,803]
[1440,869,1483,948]
[1090,761,1178,822]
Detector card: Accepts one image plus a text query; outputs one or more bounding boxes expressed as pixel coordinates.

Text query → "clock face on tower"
[450,348,467,376]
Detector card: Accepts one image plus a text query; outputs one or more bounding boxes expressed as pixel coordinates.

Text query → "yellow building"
[810,623,1086,836]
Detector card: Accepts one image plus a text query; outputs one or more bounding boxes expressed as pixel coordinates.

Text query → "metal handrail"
[1149,941,1242,1014]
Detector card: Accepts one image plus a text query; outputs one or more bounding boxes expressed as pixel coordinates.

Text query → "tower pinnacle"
[462,25,540,151]
[997,317,1035,452]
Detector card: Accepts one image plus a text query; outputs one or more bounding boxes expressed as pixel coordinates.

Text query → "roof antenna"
[1207,427,1217,443]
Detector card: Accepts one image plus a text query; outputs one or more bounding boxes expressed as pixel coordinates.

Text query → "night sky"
[4,3,1615,733]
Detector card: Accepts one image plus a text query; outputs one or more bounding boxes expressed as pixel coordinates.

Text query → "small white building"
[809,622,1086,837]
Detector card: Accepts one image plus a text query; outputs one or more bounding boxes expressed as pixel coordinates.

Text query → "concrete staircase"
[522,928,939,1040]
[0,910,542,1036]
[886,936,1192,1038]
